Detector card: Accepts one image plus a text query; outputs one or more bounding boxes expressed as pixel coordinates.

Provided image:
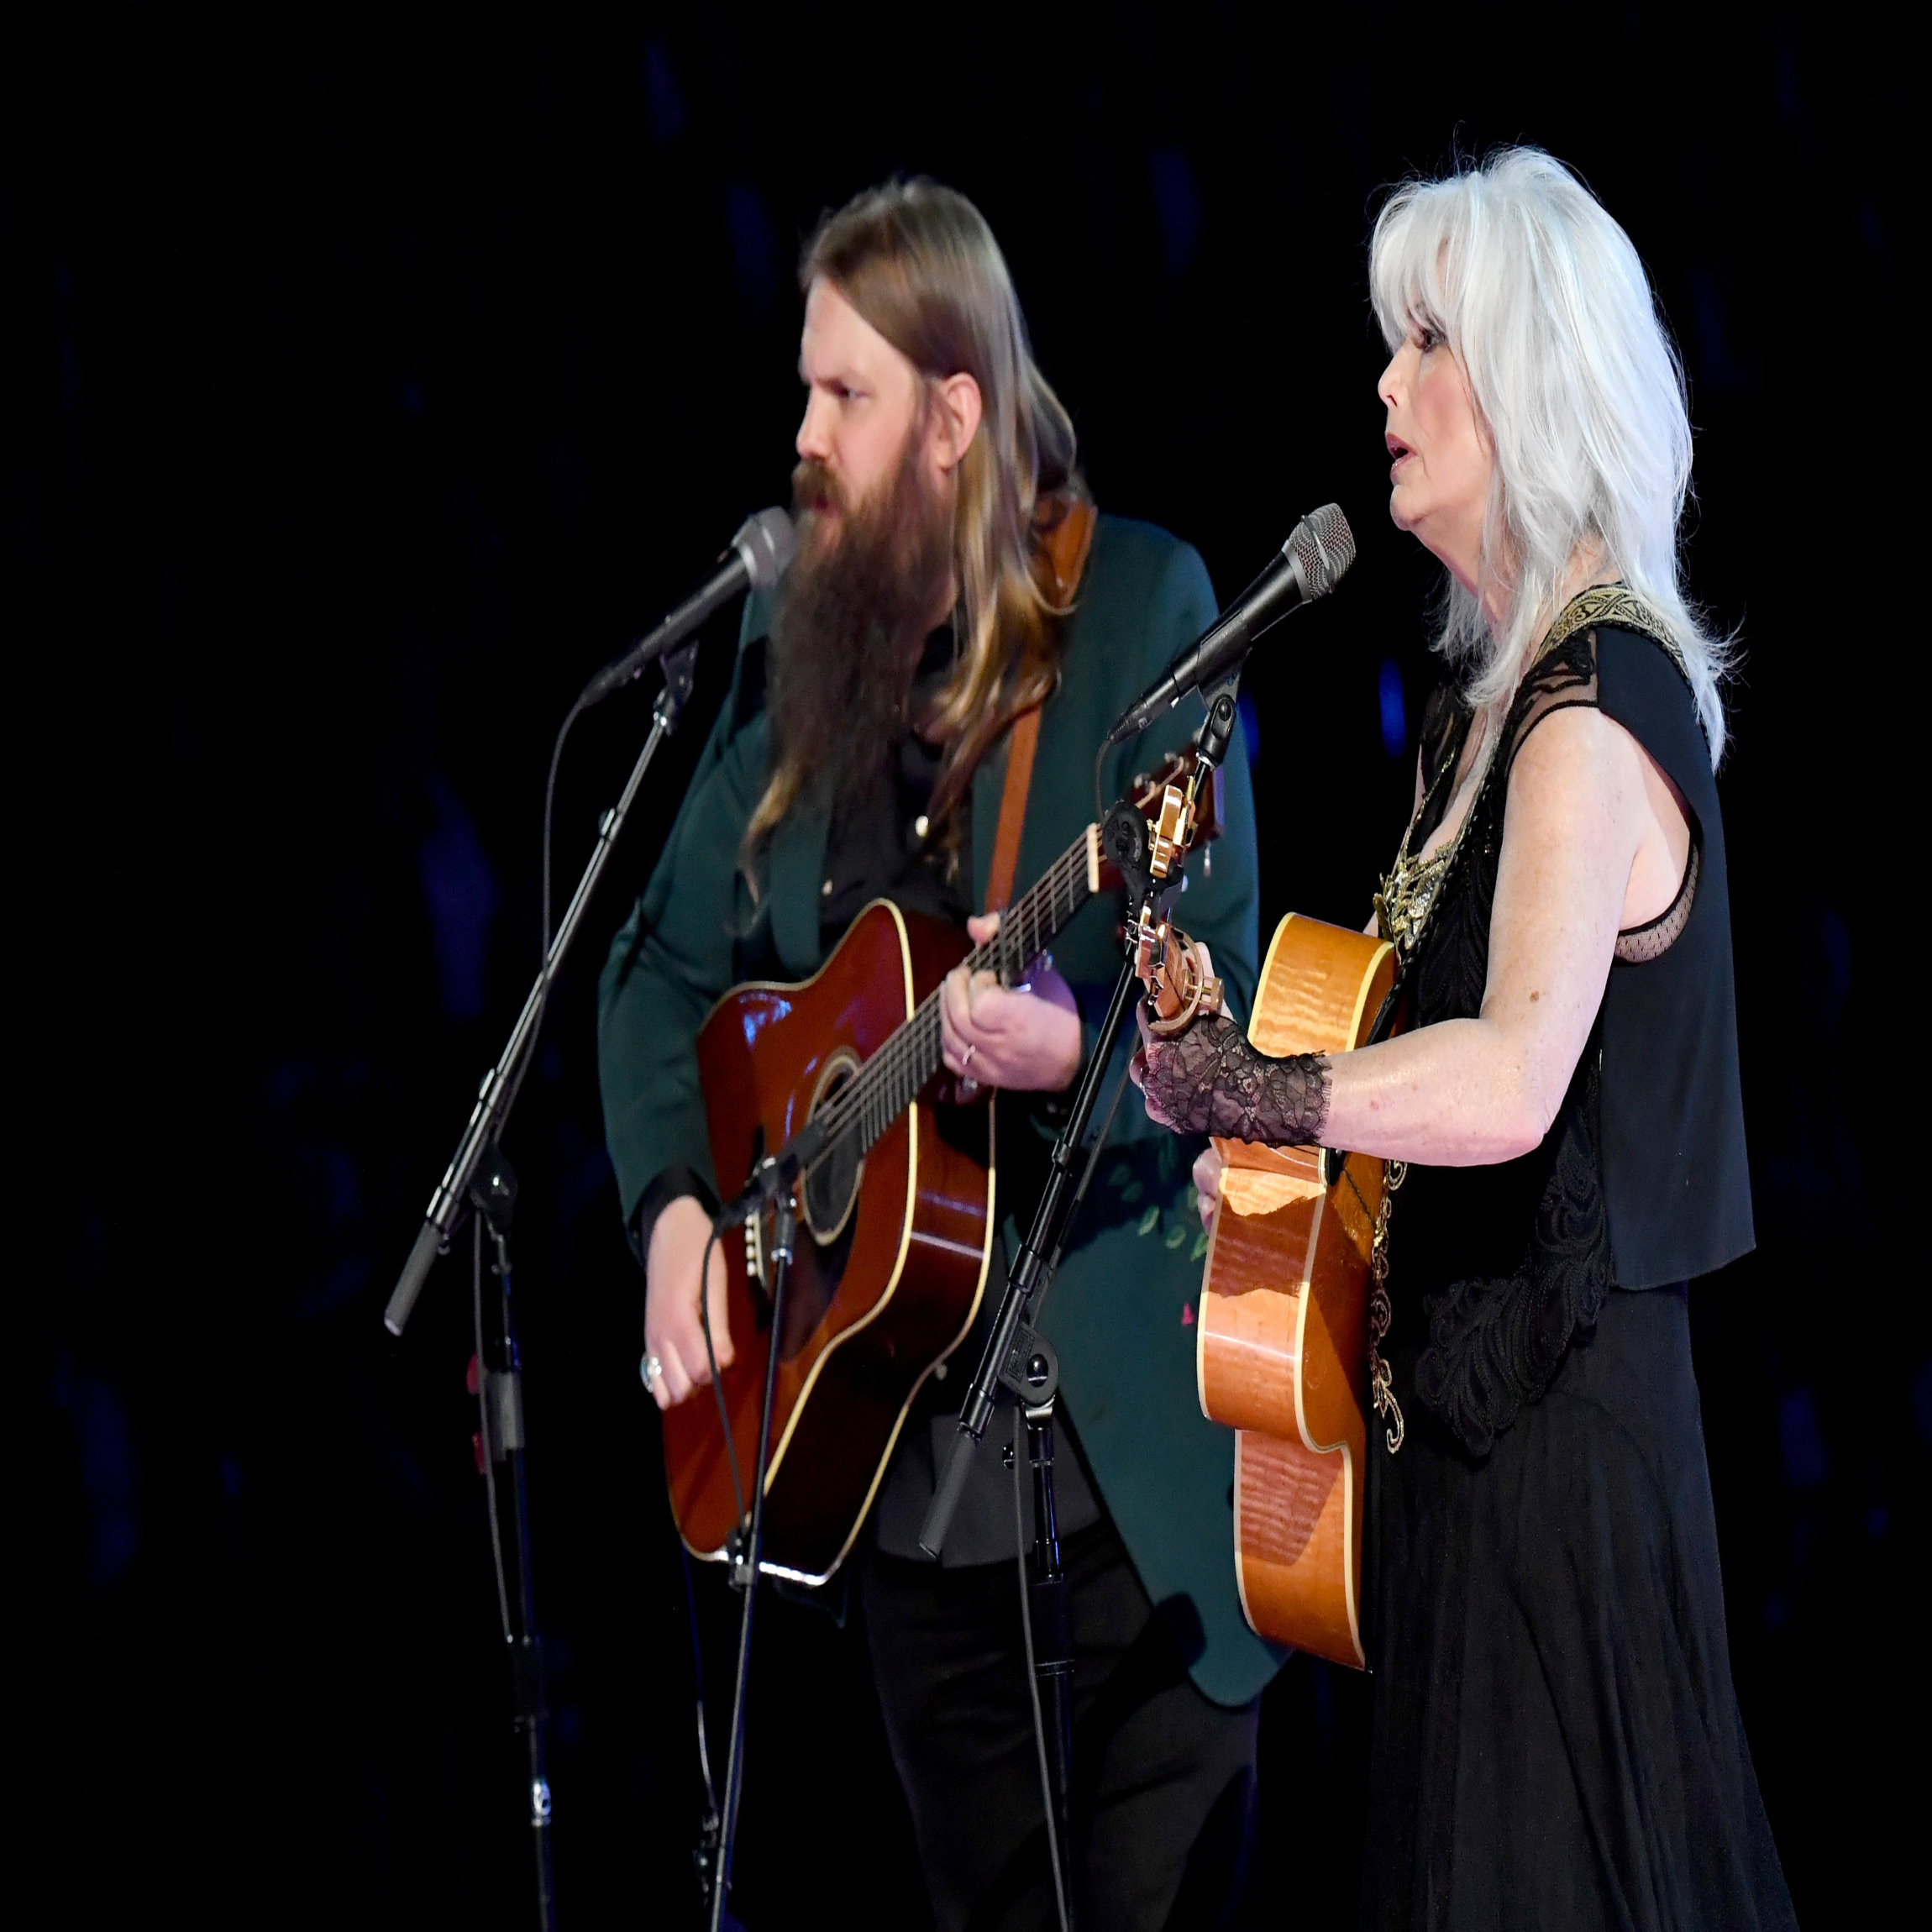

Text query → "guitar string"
[823,836,1081,1143]
[817,841,1083,1151]
[806,837,1092,1159]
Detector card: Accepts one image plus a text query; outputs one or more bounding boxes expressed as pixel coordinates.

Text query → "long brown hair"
[746,180,1085,856]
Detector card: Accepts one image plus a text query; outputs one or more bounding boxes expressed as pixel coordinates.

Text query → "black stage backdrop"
[8,8,1917,1925]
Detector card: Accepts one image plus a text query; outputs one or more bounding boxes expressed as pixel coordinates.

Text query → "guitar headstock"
[1096,749,1225,894]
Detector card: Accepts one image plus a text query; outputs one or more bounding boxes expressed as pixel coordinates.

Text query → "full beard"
[766,432,955,829]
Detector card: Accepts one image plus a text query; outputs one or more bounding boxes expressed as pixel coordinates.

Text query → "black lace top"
[1393,608,1754,1456]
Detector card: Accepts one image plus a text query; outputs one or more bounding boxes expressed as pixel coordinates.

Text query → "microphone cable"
[1015,1434,1073,1932]
[696,1223,748,1534]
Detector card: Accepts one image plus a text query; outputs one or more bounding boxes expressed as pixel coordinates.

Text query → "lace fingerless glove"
[1140,1012,1331,1146]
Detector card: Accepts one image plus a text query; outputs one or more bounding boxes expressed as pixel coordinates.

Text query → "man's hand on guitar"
[939,911,1083,1094]
[643,1194,733,1411]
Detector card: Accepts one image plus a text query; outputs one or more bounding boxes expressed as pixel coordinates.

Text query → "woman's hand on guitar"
[1132,1005,1334,1147]
[643,1194,733,1411]
[1191,1142,1223,1231]
[939,912,1083,1093]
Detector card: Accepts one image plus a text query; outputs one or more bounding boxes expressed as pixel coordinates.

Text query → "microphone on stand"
[387,507,797,1341]
[712,1116,832,1235]
[1101,503,1356,748]
[578,507,797,707]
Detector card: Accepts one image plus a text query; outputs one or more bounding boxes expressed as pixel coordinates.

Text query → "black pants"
[860,1512,1259,1932]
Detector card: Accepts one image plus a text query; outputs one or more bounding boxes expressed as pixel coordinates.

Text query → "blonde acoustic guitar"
[1177,912,1396,1669]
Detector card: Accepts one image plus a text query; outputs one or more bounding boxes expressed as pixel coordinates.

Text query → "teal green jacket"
[597,513,1284,1706]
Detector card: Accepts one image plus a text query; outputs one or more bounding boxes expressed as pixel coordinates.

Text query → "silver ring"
[960,1042,976,1071]
[641,1352,664,1389]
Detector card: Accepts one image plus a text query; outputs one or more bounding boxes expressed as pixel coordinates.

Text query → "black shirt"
[1395,613,1754,1456]
[815,626,974,951]
[1410,620,1753,1290]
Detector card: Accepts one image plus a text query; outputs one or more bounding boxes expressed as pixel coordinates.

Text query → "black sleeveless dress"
[1361,601,1797,1930]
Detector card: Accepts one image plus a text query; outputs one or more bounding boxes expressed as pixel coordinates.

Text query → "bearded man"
[597,181,1276,1929]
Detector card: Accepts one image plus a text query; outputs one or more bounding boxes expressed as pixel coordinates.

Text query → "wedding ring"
[641,1352,664,1389]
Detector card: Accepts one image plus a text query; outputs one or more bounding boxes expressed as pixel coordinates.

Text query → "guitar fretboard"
[806,827,1101,1166]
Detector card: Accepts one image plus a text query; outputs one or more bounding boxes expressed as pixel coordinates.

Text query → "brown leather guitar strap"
[984,708,1040,916]
[983,496,1096,916]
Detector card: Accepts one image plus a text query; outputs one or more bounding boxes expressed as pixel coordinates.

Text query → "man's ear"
[929,371,984,475]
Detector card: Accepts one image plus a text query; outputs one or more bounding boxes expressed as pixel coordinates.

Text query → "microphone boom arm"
[384,643,701,1336]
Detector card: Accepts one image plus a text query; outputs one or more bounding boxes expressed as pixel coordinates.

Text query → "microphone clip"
[714,1152,797,1236]
[712,1114,830,1235]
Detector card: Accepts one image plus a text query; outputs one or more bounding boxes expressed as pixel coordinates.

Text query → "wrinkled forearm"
[1319,1015,1563,1166]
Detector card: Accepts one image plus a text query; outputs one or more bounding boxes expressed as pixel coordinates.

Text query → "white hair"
[1369,147,1730,766]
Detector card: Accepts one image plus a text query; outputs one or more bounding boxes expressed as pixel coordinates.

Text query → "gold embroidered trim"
[1538,583,1676,664]
[1344,1160,1408,1454]
[1368,1161,1407,1452]
[1375,840,1457,961]
[1375,739,1472,963]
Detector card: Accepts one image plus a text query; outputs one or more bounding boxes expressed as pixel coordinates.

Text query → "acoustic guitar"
[1163,912,1397,1669]
[666,751,1222,1585]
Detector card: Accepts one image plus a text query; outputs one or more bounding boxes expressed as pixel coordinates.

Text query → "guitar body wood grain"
[1196,913,1396,1668]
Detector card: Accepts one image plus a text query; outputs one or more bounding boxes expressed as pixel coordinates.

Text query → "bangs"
[1369,180,1465,353]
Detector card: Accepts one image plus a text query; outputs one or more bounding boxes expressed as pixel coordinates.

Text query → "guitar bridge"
[744,1209,769,1299]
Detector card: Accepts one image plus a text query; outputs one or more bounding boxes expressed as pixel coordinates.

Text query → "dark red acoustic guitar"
[664,751,1221,1583]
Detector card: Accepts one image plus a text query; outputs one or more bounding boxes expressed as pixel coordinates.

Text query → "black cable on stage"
[493,687,594,1136]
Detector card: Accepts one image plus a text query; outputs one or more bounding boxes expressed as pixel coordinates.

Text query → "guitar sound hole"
[760,1056,862,1363]
[801,1059,863,1247]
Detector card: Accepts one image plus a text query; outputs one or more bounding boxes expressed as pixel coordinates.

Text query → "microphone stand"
[917,675,1245,1919]
[709,1190,797,1932]
[381,641,703,1932]
[468,1147,556,1929]
[384,639,700,1337]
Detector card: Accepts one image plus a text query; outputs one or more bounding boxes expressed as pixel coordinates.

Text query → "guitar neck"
[812,824,1104,1164]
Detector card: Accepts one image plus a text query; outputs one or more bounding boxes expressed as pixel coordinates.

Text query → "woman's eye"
[1416,326,1442,353]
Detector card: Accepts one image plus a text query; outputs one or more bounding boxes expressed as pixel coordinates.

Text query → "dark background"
[9,6,1917,1925]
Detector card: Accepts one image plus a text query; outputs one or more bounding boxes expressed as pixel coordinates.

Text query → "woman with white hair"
[1136,149,1796,1926]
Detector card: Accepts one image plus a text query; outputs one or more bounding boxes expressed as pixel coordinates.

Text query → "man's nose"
[796,393,832,461]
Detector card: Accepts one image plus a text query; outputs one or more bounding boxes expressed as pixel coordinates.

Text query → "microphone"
[1102,504,1355,748]
[711,1116,832,1234]
[578,507,797,706]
